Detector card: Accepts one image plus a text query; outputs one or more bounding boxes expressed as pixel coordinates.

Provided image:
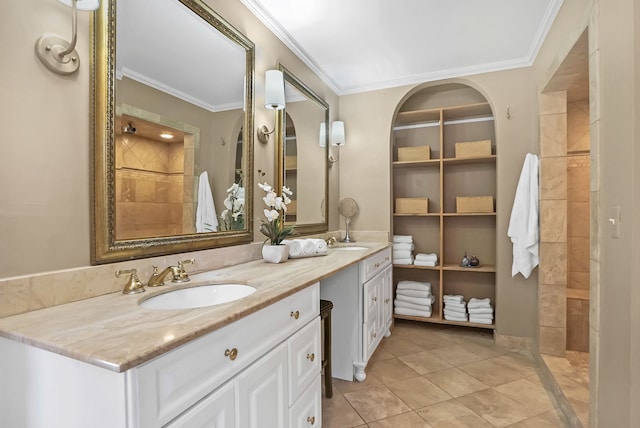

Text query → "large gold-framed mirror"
[276,64,329,235]
[91,0,255,264]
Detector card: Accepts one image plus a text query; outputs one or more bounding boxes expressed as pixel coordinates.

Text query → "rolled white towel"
[443,306,467,315]
[443,301,466,310]
[393,257,414,265]
[414,260,437,267]
[394,306,432,318]
[308,238,328,254]
[397,280,431,292]
[393,235,413,243]
[394,299,432,311]
[396,289,431,298]
[393,250,412,259]
[444,313,468,322]
[469,317,493,325]
[415,253,438,262]
[468,307,494,315]
[300,239,316,255]
[443,294,465,304]
[393,242,414,251]
[395,294,434,306]
[282,239,302,257]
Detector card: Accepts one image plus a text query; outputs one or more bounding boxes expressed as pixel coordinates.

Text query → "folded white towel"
[394,307,432,318]
[443,301,466,310]
[443,306,467,315]
[396,289,431,298]
[444,313,468,322]
[414,260,437,267]
[415,253,438,262]
[467,312,493,320]
[469,297,491,305]
[393,235,413,243]
[282,239,302,257]
[395,294,434,306]
[468,299,493,309]
[394,299,432,311]
[397,280,431,292]
[467,307,494,315]
[469,317,493,325]
[443,295,465,304]
[308,238,328,254]
[393,257,414,265]
[393,243,414,251]
[393,250,412,259]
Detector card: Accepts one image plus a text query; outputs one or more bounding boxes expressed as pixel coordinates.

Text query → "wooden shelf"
[393,313,495,330]
[393,213,440,217]
[393,159,440,168]
[393,264,440,270]
[442,263,496,273]
[442,102,492,121]
[443,212,496,217]
[443,155,496,165]
[395,108,441,125]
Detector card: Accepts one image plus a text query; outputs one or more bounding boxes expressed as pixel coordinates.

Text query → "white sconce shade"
[319,123,327,147]
[57,0,100,10]
[331,121,345,146]
[264,70,285,110]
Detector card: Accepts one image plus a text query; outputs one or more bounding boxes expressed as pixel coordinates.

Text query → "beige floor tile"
[322,390,366,428]
[368,411,434,428]
[428,345,485,366]
[417,399,494,427]
[458,338,511,359]
[386,376,452,409]
[458,357,529,387]
[343,385,412,423]
[367,357,421,384]
[424,367,490,398]
[378,336,429,356]
[504,409,567,427]
[456,389,532,427]
[332,374,383,395]
[494,378,556,416]
[491,352,539,377]
[399,351,453,375]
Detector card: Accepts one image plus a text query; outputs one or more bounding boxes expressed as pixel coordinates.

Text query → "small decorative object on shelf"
[461,251,470,267]
[258,182,295,263]
[469,254,480,267]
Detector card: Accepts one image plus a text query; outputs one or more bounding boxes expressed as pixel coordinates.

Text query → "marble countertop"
[0,242,389,372]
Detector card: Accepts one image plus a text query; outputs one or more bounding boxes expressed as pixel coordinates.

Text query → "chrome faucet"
[147,259,195,287]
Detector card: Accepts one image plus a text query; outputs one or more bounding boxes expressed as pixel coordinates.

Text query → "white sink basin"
[333,246,368,251]
[140,284,256,310]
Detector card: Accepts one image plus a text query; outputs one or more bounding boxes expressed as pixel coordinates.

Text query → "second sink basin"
[333,246,368,251]
[140,284,256,310]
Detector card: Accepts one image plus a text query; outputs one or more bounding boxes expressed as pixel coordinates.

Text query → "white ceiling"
[242,0,564,95]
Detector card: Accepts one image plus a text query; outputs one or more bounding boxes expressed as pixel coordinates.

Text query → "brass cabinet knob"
[306,353,315,362]
[373,296,377,302]
[373,332,377,339]
[224,348,238,361]
[374,262,380,268]
[385,298,390,304]
[307,416,316,425]
[290,310,300,320]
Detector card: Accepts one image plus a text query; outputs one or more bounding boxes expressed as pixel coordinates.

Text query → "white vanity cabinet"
[320,247,392,382]
[0,283,321,428]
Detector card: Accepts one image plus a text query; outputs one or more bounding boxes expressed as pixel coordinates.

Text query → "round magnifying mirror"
[338,197,359,242]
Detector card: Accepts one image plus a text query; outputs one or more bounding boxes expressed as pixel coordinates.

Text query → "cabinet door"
[236,341,288,428]
[288,318,321,406]
[289,377,322,428]
[166,381,235,428]
[383,266,393,329]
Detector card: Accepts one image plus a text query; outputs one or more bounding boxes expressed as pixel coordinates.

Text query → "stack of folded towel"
[392,235,414,265]
[443,294,468,322]
[414,253,438,267]
[394,280,434,318]
[468,298,494,325]
[282,239,328,258]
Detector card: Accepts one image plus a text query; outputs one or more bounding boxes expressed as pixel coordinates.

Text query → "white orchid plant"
[258,182,294,245]
[219,182,245,231]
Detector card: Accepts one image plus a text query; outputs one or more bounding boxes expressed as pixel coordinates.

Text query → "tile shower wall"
[115,134,186,239]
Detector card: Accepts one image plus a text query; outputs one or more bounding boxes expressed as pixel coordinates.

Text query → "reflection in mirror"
[92,0,255,263]
[277,65,329,235]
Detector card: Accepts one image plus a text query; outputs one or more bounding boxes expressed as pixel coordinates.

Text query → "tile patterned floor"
[542,351,589,426]
[322,321,570,427]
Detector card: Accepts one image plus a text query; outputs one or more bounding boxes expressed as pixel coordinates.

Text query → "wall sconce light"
[35,0,101,75]
[326,121,345,167]
[257,70,285,144]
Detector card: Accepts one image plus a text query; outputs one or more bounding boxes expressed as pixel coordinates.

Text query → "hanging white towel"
[195,171,218,232]
[508,153,540,278]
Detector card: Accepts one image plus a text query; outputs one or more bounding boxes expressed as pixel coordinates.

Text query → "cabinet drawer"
[129,283,319,427]
[289,376,322,428]
[288,317,321,406]
[361,247,392,283]
[166,380,235,428]
[363,270,384,323]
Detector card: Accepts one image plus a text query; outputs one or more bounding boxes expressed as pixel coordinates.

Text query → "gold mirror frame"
[91,0,255,264]
[276,64,329,236]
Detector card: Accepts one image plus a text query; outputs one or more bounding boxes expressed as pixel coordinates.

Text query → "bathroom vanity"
[0,242,390,428]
